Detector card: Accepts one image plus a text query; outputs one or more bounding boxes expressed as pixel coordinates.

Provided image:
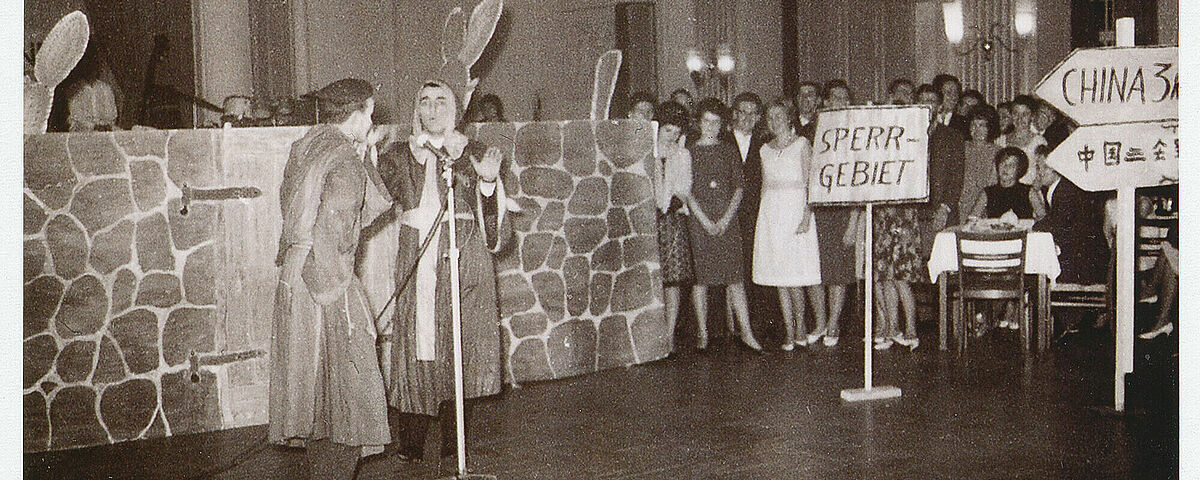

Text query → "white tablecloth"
[927,230,1061,284]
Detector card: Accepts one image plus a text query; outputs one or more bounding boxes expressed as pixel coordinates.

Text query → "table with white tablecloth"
[927,230,1061,351]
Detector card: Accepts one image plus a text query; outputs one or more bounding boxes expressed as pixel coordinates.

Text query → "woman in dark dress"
[966,146,1046,331]
[968,146,1047,221]
[686,98,762,352]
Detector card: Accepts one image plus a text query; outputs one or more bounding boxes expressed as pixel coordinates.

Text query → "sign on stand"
[1046,121,1179,192]
[810,105,931,205]
[809,105,930,403]
[1033,30,1177,412]
[1033,46,1178,126]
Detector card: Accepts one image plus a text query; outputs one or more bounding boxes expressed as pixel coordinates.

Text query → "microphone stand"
[436,152,496,480]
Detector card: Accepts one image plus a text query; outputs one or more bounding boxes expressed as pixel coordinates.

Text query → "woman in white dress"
[995,95,1046,185]
[753,98,822,350]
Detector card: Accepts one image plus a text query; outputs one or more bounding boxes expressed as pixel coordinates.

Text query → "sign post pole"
[1033,17,1177,413]
[863,203,874,391]
[1113,17,1135,412]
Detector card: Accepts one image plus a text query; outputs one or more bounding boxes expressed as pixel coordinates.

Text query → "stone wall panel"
[135,273,182,308]
[531,271,565,317]
[611,172,652,207]
[547,319,597,378]
[606,207,631,238]
[497,273,536,317]
[25,193,47,234]
[167,199,217,251]
[110,269,137,315]
[24,334,58,389]
[130,160,167,211]
[56,340,97,383]
[50,386,108,450]
[566,177,608,216]
[592,240,622,273]
[520,167,572,199]
[509,311,549,338]
[25,275,62,338]
[611,265,654,312]
[515,122,562,167]
[163,307,217,367]
[545,236,568,270]
[588,272,613,316]
[114,130,169,157]
[537,201,565,231]
[161,369,221,436]
[90,220,134,275]
[24,135,76,210]
[70,178,134,235]
[597,315,635,369]
[166,131,218,188]
[99,379,158,442]
[509,338,554,382]
[563,256,590,316]
[67,133,125,177]
[24,240,47,283]
[631,307,669,361]
[57,275,107,337]
[520,233,552,271]
[564,217,605,254]
[93,336,127,385]
[46,215,88,280]
[182,244,218,305]
[25,392,49,451]
[110,309,160,374]
[562,122,598,176]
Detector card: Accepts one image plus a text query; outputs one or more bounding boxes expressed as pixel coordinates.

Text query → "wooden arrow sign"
[1046,120,1178,192]
[1034,46,1177,126]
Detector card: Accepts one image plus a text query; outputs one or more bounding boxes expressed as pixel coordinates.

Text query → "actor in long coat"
[268,79,392,476]
[372,81,511,417]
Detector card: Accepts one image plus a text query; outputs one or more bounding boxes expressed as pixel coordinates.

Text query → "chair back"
[955,229,1027,300]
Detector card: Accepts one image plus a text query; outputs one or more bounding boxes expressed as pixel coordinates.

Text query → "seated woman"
[966,146,1046,331]
[968,146,1047,221]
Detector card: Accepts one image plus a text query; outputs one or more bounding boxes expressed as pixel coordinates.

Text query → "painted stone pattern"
[23,120,666,452]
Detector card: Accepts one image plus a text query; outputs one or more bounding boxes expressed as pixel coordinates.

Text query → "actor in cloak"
[371,80,511,463]
[267,78,393,479]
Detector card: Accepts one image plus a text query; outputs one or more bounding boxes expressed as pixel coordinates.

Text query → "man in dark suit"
[723,91,777,338]
[794,81,821,142]
[917,83,965,258]
[1033,146,1109,285]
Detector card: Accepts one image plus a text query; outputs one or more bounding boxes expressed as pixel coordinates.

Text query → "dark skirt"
[814,207,856,285]
[657,211,694,285]
[688,217,744,285]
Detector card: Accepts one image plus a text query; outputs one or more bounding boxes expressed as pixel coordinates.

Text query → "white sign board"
[1047,121,1178,192]
[809,105,930,205]
[1034,45,1178,126]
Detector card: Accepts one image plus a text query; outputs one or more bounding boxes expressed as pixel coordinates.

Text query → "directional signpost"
[808,104,931,403]
[1033,20,1177,412]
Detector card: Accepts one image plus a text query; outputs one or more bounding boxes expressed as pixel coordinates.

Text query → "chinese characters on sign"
[1050,121,1180,191]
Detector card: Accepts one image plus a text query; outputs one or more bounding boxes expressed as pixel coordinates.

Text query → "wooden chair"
[950,230,1030,353]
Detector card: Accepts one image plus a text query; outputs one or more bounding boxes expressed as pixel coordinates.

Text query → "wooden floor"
[25,316,1178,480]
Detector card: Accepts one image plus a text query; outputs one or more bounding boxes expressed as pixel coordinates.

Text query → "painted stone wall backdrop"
[471,120,667,383]
[23,120,666,452]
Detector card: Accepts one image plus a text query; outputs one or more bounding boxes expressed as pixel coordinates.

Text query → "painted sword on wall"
[180,184,263,215]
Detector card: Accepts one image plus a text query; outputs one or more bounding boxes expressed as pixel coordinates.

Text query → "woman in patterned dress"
[870,204,922,351]
[686,98,762,352]
[651,101,694,354]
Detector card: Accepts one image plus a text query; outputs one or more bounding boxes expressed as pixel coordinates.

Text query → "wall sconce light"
[687,43,736,101]
[942,0,1035,60]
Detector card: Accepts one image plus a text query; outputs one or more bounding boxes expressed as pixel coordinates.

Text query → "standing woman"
[753,98,821,350]
[996,95,1046,185]
[686,98,763,352]
[870,202,923,351]
[651,101,695,353]
[805,79,858,347]
[269,78,392,478]
[959,105,1000,224]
